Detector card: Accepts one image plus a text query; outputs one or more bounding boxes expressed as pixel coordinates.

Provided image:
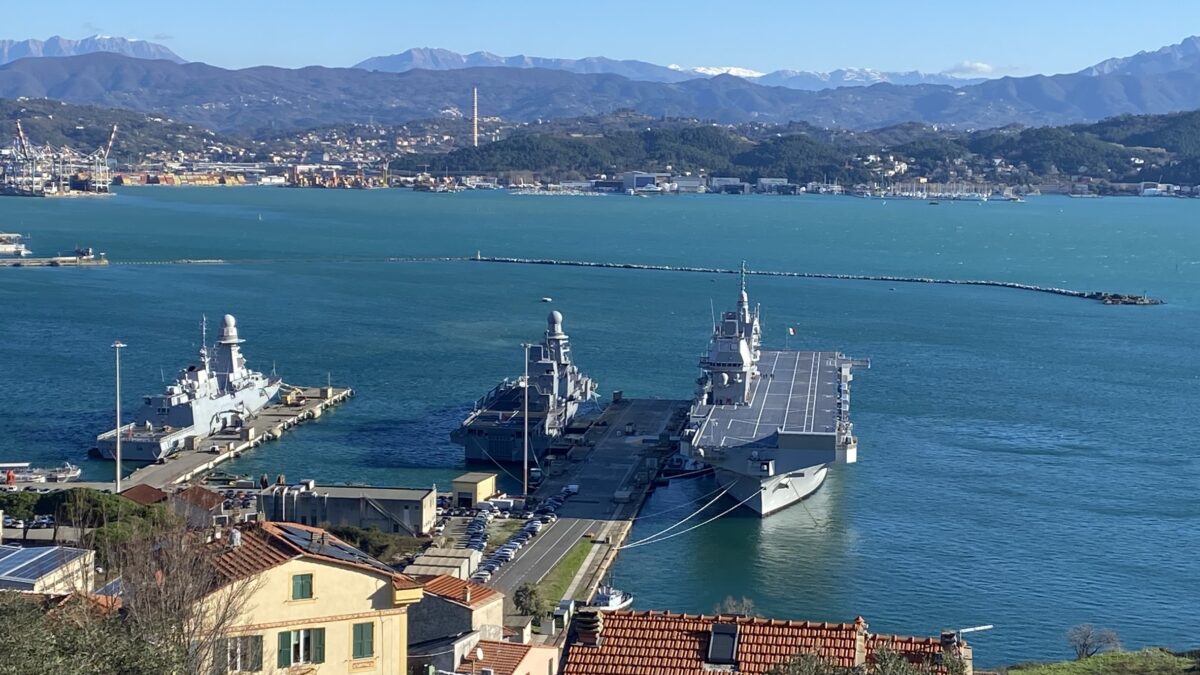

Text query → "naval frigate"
[452,311,597,464]
[682,266,867,516]
[94,314,282,462]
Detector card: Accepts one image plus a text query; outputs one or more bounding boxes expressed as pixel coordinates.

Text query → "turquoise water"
[1,188,1198,665]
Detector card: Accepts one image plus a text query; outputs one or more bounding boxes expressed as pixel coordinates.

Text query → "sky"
[5,0,1200,76]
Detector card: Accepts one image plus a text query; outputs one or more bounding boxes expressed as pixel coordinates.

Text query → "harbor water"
[1,188,1197,665]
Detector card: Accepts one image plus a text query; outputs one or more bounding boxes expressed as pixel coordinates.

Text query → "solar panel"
[707,623,738,665]
[0,546,86,581]
[276,525,390,571]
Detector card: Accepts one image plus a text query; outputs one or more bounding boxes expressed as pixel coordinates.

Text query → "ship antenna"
[709,298,716,333]
[200,315,210,370]
[740,260,747,295]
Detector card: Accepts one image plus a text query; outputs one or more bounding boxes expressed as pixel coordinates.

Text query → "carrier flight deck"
[693,350,844,448]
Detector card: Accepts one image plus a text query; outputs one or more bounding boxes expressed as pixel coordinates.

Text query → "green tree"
[513,582,549,620]
[766,653,846,675]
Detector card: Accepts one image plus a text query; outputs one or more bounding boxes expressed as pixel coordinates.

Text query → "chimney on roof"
[940,631,974,675]
[854,616,870,667]
[574,609,603,647]
[464,584,472,605]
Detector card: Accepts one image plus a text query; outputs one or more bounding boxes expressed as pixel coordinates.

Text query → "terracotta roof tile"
[173,485,224,511]
[119,484,168,506]
[411,574,501,608]
[562,611,946,675]
[456,640,532,675]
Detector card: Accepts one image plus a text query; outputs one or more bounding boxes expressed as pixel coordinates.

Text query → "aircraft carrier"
[682,266,868,516]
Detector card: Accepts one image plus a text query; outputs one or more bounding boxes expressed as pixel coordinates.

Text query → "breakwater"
[469,255,1165,305]
[10,252,1163,304]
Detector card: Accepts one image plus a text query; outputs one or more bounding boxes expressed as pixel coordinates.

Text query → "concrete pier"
[71,385,353,491]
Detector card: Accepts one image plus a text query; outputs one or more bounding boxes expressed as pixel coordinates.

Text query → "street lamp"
[522,344,530,497]
[111,340,126,493]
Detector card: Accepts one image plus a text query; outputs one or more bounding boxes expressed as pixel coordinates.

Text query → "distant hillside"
[397,110,1200,185]
[0,35,182,65]
[6,52,1200,135]
[0,98,240,162]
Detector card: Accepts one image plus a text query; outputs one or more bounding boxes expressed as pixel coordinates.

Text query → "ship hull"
[96,381,280,462]
[715,464,828,517]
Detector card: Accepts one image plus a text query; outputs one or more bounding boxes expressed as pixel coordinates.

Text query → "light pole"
[522,343,530,497]
[112,340,126,492]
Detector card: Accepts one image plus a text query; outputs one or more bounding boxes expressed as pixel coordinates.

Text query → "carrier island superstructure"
[682,269,868,516]
[451,311,597,464]
[94,314,282,462]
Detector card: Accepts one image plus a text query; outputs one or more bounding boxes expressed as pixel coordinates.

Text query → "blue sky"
[6,0,1199,75]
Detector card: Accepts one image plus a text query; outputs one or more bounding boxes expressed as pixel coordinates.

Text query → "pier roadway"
[485,398,690,612]
[63,386,353,492]
[488,517,600,597]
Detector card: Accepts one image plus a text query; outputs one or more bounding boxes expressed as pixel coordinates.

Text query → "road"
[488,516,599,596]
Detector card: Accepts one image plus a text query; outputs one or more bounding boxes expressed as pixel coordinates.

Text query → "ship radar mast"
[199,315,210,372]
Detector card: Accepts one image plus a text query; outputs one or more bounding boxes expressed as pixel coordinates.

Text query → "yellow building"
[451,473,497,508]
[206,522,423,674]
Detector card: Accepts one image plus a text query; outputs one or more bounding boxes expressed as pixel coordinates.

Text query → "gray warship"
[95,315,282,462]
[681,266,868,516]
[452,311,597,464]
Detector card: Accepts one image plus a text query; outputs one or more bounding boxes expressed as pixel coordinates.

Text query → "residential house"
[407,575,508,673]
[172,485,233,528]
[118,484,169,507]
[456,640,559,675]
[205,521,424,674]
[561,610,973,675]
[0,545,94,594]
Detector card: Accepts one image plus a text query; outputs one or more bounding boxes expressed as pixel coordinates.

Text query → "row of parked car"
[2,514,55,530]
[468,485,578,584]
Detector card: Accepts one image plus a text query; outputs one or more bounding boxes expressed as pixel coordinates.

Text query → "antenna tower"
[472,87,479,148]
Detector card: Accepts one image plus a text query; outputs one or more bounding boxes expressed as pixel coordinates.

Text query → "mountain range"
[353,47,986,90]
[0,36,1199,135]
[0,35,182,66]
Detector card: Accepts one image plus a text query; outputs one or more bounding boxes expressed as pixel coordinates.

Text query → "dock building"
[259,482,436,536]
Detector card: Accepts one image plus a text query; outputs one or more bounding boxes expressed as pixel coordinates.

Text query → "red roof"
[119,484,168,506]
[562,611,946,675]
[173,485,224,511]
[411,574,501,608]
[456,640,532,675]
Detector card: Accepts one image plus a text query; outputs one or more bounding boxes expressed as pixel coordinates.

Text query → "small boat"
[589,584,634,611]
[541,297,553,303]
[2,462,81,484]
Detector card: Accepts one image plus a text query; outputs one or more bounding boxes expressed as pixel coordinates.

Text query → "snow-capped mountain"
[0,35,183,65]
[355,48,987,90]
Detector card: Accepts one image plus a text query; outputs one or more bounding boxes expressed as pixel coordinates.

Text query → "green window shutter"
[353,622,374,659]
[248,635,263,672]
[277,631,291,668]
[212,638,229,675]
[312,627,325,664]
[292,574,313,600]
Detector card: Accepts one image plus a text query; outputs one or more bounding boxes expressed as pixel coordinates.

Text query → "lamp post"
[111,340,126,492]
[522,343,530,498]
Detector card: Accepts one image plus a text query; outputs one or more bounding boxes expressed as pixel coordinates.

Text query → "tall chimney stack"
[472,87,479,148]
